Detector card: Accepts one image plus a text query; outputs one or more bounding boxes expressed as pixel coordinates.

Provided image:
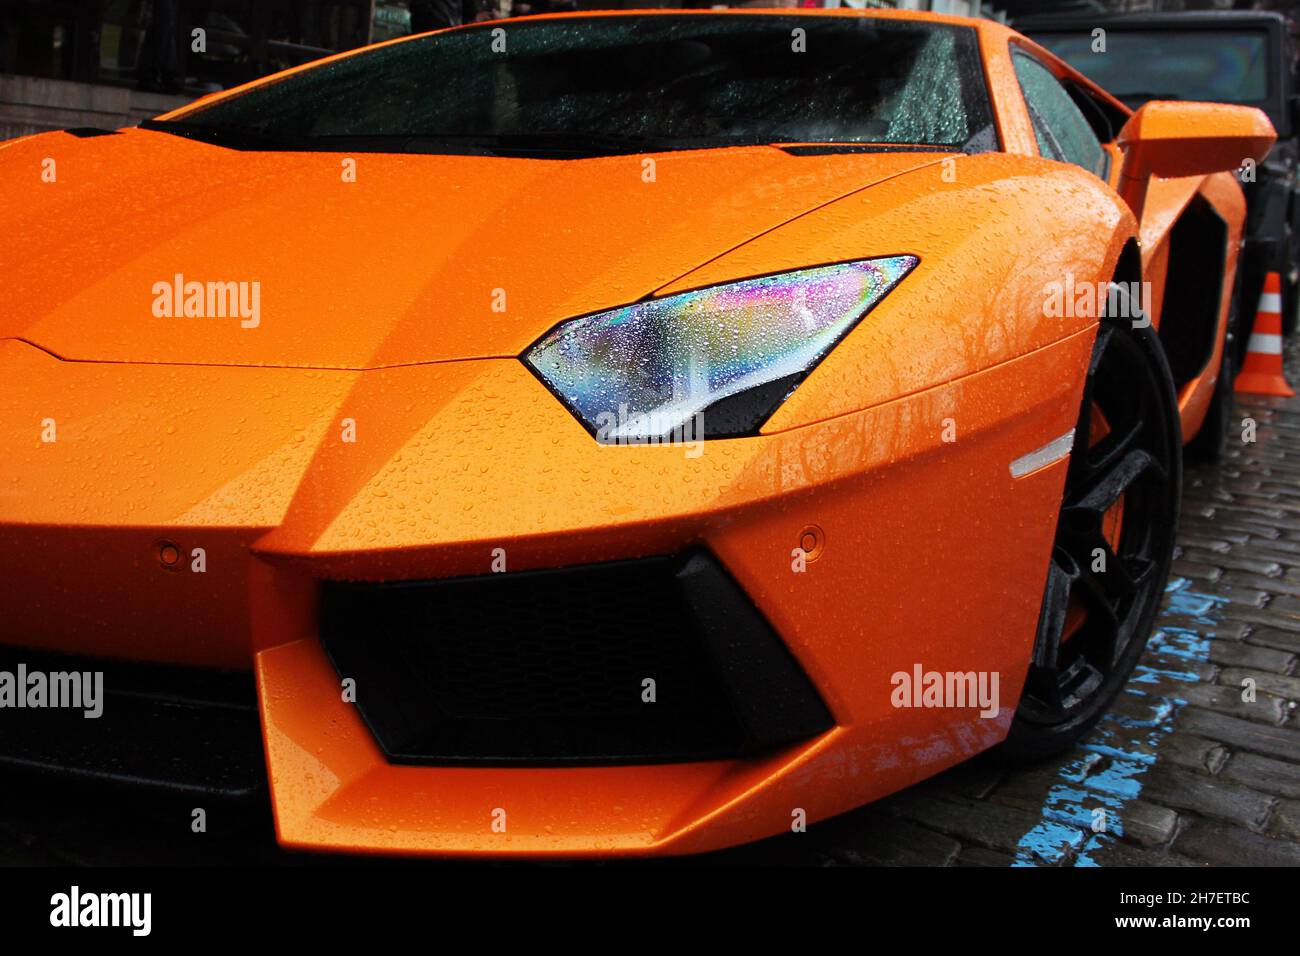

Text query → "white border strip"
[1010,429,1076,479]
[1248,333,1284,356]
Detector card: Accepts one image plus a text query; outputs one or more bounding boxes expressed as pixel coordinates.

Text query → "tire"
[1184,277,1239,462]
[1002,293,1183,762]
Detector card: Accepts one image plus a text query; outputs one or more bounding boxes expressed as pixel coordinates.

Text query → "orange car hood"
[3,129,947,368]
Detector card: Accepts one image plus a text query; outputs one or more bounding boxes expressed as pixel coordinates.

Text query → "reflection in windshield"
[156,15,998,155]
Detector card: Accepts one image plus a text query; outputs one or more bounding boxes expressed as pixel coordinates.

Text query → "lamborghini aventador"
[0,8,1275,856]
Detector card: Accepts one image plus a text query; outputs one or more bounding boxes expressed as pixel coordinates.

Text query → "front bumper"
[0,328,1090,856]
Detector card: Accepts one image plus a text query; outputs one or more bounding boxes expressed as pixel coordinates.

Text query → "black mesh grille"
[320,550,833,765]
[415,559,712,721]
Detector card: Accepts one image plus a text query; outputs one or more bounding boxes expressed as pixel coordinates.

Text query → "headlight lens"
[524,256,918,441]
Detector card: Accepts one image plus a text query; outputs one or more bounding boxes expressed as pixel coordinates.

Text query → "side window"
[1013,52,1106,178]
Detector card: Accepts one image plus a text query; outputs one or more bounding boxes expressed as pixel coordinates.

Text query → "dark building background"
[0,0,385,137]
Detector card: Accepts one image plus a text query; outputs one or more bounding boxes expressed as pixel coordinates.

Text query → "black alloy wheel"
[1004,292,1183,761]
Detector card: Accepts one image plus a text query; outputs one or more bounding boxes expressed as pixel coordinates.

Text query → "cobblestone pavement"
[3,340,1299,867]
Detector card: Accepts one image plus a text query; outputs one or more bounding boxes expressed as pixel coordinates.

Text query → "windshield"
[152,14,997,156]
[1032,29,1271,107]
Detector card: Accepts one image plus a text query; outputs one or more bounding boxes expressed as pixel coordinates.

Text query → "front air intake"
[319,550,833,765]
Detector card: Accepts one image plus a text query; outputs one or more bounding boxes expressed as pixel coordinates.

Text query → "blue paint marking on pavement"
[1012,577,1225,866]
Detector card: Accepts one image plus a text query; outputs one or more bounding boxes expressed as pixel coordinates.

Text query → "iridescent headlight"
[524,257,918,441]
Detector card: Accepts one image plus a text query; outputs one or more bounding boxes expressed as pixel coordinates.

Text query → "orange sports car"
[0,9,1275,857]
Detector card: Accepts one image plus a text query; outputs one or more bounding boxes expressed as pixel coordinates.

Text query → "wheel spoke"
[1068,448,1162,516]
[1065,660,1105,708]
[1080,536,1130,594]
[1126,555,1156,589]
[1085,417,1144,481]
[1078,534,1155,600]
[1072,546,1121,638]
[1032,550,1077,672]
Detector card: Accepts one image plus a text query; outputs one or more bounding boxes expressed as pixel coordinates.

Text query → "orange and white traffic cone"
[1235,272,1295,397]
